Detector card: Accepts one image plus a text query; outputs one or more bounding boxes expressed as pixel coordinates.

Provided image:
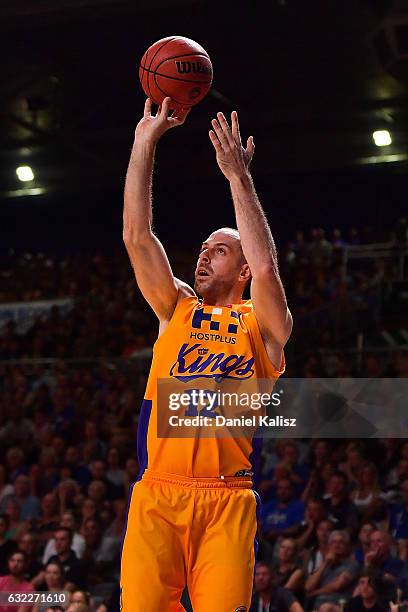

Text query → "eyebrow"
[200,242,231,249]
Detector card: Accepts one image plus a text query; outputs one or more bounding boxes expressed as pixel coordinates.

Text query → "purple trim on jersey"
[253,489,262,564]
[119,481,135,560]
[137,399,152,481]
[249,436,263,487]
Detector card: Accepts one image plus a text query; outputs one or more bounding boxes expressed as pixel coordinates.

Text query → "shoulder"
[175,278,196,302]
[341,559,360,575]
[158,281,196,336]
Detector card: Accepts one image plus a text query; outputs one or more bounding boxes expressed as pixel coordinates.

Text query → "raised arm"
[123,97,194,324]
[209,111,292,367]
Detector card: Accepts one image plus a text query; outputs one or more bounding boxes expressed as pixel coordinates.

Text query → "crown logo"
[198,348,208,356]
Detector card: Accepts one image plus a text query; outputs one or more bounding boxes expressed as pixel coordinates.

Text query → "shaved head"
[209,227,246,264]
[194,227,251,303]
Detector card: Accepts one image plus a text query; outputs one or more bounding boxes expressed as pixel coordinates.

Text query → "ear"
[239,263,251,282]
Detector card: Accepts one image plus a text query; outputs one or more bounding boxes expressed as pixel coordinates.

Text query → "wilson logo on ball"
[175,61,211,75]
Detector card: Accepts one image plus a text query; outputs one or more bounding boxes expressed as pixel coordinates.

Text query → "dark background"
[1,0,408,254]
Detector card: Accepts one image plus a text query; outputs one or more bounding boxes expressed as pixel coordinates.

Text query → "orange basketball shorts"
[120,469,259,612]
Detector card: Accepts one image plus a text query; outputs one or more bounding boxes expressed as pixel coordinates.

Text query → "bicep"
[124,232,193,321]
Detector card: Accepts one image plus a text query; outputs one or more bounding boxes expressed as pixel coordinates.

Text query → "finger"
[157,96,171,117]
[231,110,241,144]
[246,135,255,160]
[211,118,229,150]
[209,129,223,153]
[171,106,190,122]
[144,98,152,117]
[217,112,235,147]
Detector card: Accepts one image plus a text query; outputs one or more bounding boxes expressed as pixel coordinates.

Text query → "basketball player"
[121,97,292,611]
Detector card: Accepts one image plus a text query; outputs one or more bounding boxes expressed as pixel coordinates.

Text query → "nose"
[200,250,210,264]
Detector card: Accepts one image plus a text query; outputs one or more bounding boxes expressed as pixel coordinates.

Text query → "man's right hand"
[135,97,190,145]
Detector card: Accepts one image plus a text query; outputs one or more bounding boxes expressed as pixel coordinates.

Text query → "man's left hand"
[209,111,255,181]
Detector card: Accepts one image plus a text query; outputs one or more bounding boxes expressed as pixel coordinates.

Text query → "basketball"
[139,36,213,111]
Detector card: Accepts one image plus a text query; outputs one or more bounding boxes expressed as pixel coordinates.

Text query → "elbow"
[304,582,315,595]
[252,262,279,282]
[123,227,153,247]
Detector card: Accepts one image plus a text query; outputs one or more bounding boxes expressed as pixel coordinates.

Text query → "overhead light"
[373,130,392,147]
[16,166,34,182]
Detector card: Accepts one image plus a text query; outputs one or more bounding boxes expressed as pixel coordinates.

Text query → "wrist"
[229,170,252,188]
[134,133,159,153]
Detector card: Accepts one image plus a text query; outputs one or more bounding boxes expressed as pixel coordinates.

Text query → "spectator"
[305,530,359,610]
[0,551,34,612]
[0,475,40,521]
[80,517,119,587]
[17,531,43,586]
[79,499,97,535]
[38,450,60,496]
[297,499,328,550]
[0,405,33,448]
[88,460,119,501]
[0,465,14,505]
[350,463,386,523]
[339,444,366,488]
[63,447,91,489]
[323,472,359,536]
[388,478,408,540]
[87,480,108,511]
[0,514,16,575]
[345,569,389,612]
[69,591,91,607]
[354,522,376,564]
[106,448,124,490]
[308,228,333,267]
[55,479,81,515]
[274,538,304,596]
[47,527,84,590]
[37,494,60,545]
[305,519,335,575]
[43,511,85,564]
[3,498,29,541]
[309,440,332,472]
[104,499,127,539]
[363,530,404,584]
[250,562,304,612]
[33,562,66,612]
[260,478,305,543]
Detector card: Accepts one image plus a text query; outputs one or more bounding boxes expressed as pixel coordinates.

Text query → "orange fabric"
[120,470,258,612]
[144,297,285,478]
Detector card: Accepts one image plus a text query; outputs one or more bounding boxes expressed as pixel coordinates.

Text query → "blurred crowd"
[1,219,407,374]
[0,218,407,611]
[2,394,408,612]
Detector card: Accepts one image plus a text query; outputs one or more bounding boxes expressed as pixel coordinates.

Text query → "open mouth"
[196,268,211,278]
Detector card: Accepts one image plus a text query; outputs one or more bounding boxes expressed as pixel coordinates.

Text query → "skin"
[278,539,304,592]
[6,553,33,612]
[254,564,303,612]
[123,96,292,369]
[305,532,354,598]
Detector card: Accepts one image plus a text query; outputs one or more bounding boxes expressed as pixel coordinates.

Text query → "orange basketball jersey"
[137,296,285,479]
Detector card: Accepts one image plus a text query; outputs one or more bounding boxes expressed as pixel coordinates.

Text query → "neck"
[260,590,272,604]
[10,575,24,584]
[279,561,293,571]
[59,550,70,561]
[362,595,376,607]
[202,289,243,306]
